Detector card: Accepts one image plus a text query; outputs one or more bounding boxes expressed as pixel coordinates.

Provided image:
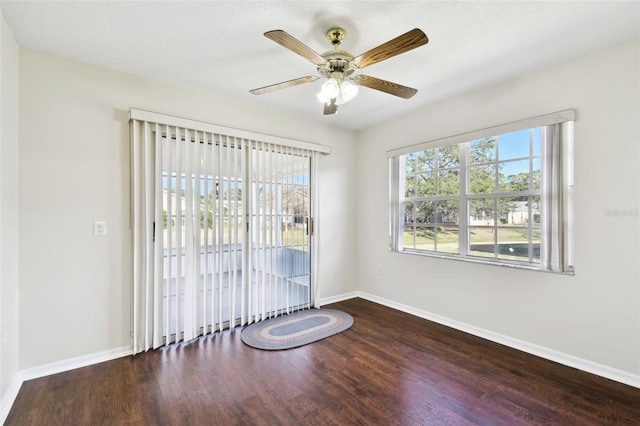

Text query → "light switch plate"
[94,221,107,237]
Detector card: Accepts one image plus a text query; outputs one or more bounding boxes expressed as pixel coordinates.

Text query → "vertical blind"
[539,121,573,273]
[130,109,328,353]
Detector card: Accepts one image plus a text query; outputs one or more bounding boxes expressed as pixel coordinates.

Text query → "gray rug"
[241,308,354,350]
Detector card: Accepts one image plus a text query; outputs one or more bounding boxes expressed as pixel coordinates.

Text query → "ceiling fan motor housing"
[317,28,357,82]
[318,50,356,81]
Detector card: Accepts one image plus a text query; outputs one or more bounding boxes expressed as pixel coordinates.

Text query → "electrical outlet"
[377,265,383,275]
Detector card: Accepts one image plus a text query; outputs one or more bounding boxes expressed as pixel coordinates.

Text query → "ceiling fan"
[249,27,429,115]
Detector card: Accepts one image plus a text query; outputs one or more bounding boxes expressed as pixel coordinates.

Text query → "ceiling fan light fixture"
[316,78,340,103]
[335,78,358,105]
[317,77,359,105]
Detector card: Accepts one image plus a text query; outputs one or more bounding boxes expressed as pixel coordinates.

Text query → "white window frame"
[389,110,575,274]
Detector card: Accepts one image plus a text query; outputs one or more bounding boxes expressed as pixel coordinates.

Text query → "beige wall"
[17,49,357,369]
[9,33,640,382]
[355,40,640,374]
[0,11,20,407]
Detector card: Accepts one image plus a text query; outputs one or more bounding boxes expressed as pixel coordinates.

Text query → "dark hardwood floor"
[6,298,640,425]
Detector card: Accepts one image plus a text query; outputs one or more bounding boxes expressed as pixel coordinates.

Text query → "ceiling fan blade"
[352,28,428,69]
[264,30,328,66]
[323,99,338,115]
[249,76,319,95]
[354,75,418,99]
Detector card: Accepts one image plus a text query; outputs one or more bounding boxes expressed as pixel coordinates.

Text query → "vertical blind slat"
[241,139,248,326]
[193,130,203,335]
[163,125,172,344]
[215,136,222,331]
[246,141,254,324]
[183,128,194,341]
[275,144,282,316]
[230,137,240,328]
[143,121,153,350]
[153,124,164,349]
[205,133,213,332]
[131,119,142,352]
[199,131,207,334]
[175,127,183,342]
[258,141,265,321]
[227,137,234,328]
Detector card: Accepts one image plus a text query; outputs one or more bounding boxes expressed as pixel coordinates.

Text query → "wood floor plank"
[6,298,640,425]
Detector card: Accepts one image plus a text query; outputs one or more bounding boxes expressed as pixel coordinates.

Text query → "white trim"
[129,108,331,154]
[386,109,575,158]
[20,346,132,382]
[318,291,360,306]
[322,291,640,389]
[0,373,23,424]
[0,346,132,423]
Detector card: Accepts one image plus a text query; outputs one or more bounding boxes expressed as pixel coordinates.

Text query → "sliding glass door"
[248,145,311,319]
[160,136,312,342]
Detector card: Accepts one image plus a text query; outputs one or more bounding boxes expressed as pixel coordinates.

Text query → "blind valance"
[129,108,331,155]
[387,109,574,158]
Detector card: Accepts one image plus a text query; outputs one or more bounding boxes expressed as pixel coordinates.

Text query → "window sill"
[392,248,575,275]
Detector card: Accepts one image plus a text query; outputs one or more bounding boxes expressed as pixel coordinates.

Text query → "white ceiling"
[2,1,639,130]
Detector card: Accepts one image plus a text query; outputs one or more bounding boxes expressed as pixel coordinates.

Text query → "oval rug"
[241,309,353,350]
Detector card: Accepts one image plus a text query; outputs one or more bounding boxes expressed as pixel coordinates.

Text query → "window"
[389,111,574,273]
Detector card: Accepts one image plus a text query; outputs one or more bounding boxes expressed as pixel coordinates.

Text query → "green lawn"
[163,222,308,249]
[404,226,540,262]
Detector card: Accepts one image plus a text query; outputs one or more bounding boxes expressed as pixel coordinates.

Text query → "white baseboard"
[322,291,640,389]
[318,291,359,306]
[19,346,133,382]
[0,346,132,424]
[0,373,23,425]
